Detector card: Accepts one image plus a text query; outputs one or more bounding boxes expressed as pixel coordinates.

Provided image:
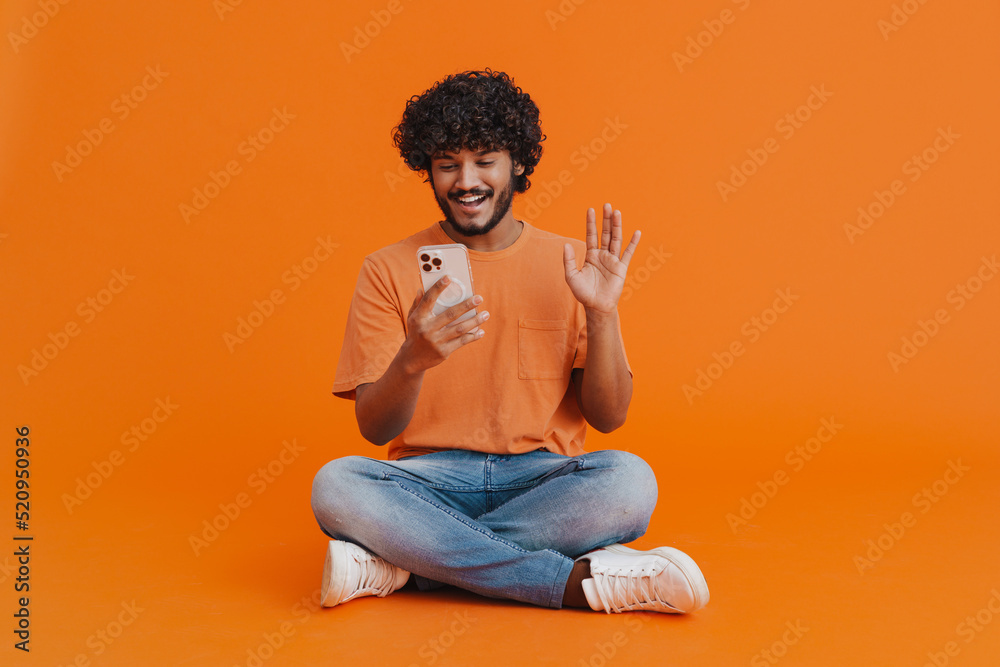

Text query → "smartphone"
[416,244,478,327]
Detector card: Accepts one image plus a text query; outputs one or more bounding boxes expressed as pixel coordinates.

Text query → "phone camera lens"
[432,258,442,266]
[422,263,432,272]
[420,253,430,262]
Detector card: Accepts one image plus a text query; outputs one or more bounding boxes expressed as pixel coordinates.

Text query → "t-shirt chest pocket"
[518,319,572,380]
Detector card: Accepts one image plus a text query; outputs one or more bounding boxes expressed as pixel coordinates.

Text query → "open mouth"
[453,193,490,213]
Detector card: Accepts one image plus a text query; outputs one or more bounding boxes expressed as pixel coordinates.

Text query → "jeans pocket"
[517,318,572,380]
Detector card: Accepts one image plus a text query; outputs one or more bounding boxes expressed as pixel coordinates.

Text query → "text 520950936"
[14,425,33,652]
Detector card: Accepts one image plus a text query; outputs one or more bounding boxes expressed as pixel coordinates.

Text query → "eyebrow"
[433,149,499,160]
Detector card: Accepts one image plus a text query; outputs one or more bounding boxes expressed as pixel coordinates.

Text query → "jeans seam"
[489,480,543,491]
[484,457,493,513]
[478,458,585,519]
[380,471,482,493]
[392,478,532,555]
[546,550,576,609]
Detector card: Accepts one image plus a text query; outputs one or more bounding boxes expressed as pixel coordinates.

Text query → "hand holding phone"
[416,244,478,326]
[398,244,485,375]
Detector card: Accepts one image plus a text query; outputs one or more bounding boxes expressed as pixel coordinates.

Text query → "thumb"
[563,243,578,279]
[407,290,422,317]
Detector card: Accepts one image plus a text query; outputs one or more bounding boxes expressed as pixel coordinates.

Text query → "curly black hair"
[392,69,545,193]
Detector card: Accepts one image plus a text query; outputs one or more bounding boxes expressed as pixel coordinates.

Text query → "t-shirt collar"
[430,219,532,262]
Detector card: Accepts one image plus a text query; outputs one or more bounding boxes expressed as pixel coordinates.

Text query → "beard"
[432,166,517,237]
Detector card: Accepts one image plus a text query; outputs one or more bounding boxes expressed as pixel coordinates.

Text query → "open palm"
[563,203,641,314]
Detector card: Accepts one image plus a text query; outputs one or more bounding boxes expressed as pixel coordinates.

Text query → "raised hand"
[563,203,641,314]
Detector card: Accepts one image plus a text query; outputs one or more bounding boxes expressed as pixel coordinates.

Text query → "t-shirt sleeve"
[332,257,407,400]
[572,305,633,378]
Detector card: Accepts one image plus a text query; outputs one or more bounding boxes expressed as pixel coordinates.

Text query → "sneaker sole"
[320,540,350,607]
[603,544,710,612]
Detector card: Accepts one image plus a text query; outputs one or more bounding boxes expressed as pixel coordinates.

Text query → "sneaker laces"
[593,563,679,613]
[349,552,398,600]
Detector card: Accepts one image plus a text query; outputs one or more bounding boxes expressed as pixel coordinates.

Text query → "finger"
[601,202,612,250]
[585,207,598,252]
[446,307,489,337]
[417,275,454,313]
[412,279,454,328]
[444,324,486,355]
[433,293,482,327]
[563,243,578,281]
[619,230,641,269]
[609,209,623,258]
[408,290,422,313]
[441,310,488,355]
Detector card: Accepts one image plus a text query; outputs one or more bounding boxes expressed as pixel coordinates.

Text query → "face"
[428,147,524,237]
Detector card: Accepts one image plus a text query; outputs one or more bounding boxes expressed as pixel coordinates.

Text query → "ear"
[513,161,526,176]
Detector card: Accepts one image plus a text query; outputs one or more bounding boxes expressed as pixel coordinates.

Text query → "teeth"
[458,194,486,203]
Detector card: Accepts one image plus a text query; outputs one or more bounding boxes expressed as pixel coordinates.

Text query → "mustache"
[450,189,492,199]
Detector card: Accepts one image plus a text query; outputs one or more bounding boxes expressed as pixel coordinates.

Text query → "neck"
[439,215,523,252]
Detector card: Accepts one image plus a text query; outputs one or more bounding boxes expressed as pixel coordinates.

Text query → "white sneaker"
[577,544,710,614]
[320,540,410,608]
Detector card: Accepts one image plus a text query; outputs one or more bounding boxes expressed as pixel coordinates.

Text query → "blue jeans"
[310,448,658,609]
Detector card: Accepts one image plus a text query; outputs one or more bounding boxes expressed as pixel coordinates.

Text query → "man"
[310,69,709,614]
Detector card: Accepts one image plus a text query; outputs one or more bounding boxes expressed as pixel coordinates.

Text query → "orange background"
[2,0,999,664]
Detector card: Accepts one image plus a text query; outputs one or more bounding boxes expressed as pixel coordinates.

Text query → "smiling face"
[429,147,525,238]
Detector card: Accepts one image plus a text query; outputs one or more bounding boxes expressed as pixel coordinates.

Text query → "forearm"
[355,340,426,446]
[579,308,633,432]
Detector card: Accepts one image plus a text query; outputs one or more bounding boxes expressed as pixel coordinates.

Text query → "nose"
[453,161,483,193]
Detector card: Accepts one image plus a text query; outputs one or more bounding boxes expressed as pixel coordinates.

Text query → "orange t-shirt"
[332,219,632,460]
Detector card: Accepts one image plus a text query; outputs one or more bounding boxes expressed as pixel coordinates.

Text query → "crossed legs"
[310,448,658,608]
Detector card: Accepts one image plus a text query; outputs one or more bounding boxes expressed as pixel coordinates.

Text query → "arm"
[571,309,633,433]
[564,203,640,433]
[353,363,423,446]
[354,276,488,446]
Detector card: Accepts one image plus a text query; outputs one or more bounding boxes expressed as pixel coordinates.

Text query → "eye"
[478,161,494,167]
